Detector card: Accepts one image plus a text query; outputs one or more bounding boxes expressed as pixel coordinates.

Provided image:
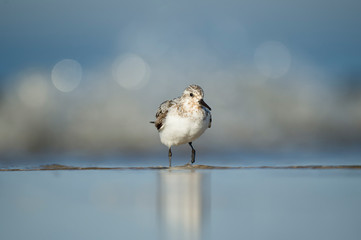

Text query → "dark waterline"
[1,164,361,171]
[1,149,360,170]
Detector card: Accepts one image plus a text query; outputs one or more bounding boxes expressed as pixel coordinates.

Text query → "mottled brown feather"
[153,97,180,130]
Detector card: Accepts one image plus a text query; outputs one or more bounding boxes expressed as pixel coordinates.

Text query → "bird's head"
[182,84,211,110]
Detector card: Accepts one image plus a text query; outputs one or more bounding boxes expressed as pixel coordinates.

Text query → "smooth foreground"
[1,161,361,240]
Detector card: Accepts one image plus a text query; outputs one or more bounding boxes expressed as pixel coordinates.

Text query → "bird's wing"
[153,97,180,131]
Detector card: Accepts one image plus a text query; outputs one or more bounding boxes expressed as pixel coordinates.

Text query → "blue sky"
[1,0,361,79]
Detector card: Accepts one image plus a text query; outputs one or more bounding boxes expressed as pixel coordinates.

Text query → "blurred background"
[1,0,361,156]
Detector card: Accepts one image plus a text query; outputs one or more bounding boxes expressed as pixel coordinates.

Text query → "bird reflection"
[158,171,210,240]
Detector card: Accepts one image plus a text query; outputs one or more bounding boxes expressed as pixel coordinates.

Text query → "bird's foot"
[184,162,194,167]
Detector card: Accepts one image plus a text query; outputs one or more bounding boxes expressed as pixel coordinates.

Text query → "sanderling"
[151,84,212,167]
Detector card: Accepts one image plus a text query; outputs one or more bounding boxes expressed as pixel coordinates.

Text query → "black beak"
[199,99,211,110]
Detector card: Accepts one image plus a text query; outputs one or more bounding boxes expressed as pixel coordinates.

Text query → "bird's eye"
[190,93,194,97]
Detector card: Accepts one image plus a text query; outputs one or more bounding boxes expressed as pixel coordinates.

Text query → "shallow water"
[1,152,361,240]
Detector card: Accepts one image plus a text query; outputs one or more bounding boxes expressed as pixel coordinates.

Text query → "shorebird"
[151,84,212,167]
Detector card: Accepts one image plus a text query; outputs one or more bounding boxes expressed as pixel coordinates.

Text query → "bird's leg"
[188,142,196,164]
[168,148,172,167]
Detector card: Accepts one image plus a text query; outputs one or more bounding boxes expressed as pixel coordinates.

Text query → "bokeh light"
[254,41,292,79]
[1,0,361,153]
[51,59,82,92]
[112,54,151,90]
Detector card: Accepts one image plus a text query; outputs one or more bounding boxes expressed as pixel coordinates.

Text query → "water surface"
[1,152,361,240]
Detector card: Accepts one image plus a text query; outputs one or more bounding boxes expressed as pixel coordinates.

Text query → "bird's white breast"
[159,108,210,148]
